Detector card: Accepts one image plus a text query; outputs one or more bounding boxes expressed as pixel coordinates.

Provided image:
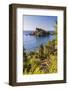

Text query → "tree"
[54,20,57,34]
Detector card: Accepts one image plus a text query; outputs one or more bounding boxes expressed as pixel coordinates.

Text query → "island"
[29,27,54,36]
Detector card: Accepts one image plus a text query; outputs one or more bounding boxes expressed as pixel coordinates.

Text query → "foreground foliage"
[23,39,57,75]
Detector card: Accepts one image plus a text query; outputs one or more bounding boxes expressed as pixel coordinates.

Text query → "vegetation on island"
[23,21,57,75]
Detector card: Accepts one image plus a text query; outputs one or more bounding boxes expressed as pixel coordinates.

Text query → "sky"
[23,15,57,31]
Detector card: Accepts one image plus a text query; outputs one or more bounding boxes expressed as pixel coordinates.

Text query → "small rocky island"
[30,27,51,37]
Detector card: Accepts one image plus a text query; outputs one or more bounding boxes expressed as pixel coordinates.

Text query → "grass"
[23,38,57,75]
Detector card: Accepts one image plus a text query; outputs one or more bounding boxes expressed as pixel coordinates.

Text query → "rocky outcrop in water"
[30,28,50,36]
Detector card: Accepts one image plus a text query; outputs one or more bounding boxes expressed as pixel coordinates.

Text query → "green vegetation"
[23,21,57,75]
